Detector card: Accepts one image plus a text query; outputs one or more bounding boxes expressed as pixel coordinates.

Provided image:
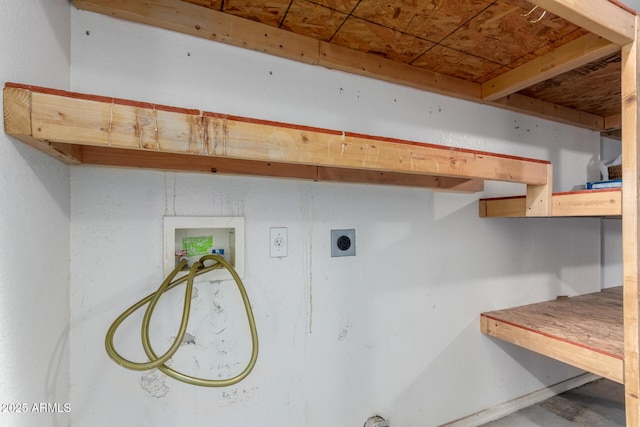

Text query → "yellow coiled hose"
[105,254,258,387]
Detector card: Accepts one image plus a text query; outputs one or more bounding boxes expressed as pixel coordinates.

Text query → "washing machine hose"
[105,254,258,387]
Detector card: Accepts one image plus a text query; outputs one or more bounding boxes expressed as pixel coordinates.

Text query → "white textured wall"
[70,9,602,427]
[601,136,623,289]
[622,0,640,9]
[0,1,71,426]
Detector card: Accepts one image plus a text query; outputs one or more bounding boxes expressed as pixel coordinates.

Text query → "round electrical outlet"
[337,235,351,251]
[331,229,356,257]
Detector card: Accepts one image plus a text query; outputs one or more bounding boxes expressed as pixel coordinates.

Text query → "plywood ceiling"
[73,0,630,130]
[185,0,586,82]
[521,52,621,117]
[181,0,620,123]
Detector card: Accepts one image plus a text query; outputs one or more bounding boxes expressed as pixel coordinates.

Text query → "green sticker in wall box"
[182,236,213,256]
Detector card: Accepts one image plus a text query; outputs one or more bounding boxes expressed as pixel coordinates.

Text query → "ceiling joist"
[528,0,635,45]
[482,33,619,101]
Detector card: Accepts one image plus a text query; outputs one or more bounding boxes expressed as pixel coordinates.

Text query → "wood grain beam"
[79,145,484,191]
[481,287,625,384]
[481,315,623,383]
[605,113,623,130]
[602,129,622,140]
[3,87,83,164]
[316,167,484,192]
[491,92,605,130]
[482,34,619,101]
[6,84,545,188]
[526,163,553,216]
[317,42,480,101]
[621,15,640,426]
[529,0,635,45]
[73,0,321,64]
[203,113,549,184]
[479,189,622,217]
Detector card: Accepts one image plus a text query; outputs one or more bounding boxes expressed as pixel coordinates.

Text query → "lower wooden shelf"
[479,188,621,217]
[3,83,557,192]
[481,287,623,383]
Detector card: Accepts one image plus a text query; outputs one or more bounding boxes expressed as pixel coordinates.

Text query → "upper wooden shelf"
[3,83,554,193]
[72,0,636,131]
[479,188,622,217]
[481,287,623,383]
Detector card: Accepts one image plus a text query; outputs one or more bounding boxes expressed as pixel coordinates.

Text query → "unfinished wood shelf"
[481,287,623,383]
[3,83,556,195]
[479,188,622,217]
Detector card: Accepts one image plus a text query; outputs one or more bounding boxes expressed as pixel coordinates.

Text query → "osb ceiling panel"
[330,17,435,63]
[181,0,619,117]
[348,0,492,42]
[412,44,504,81]
[519,53,622,117]
[437,0,582,66]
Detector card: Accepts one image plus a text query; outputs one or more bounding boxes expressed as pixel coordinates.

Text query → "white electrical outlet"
[270,227,288,257]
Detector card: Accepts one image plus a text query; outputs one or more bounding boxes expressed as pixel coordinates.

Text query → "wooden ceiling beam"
[491,92,605,130]
[602,129,622,140]
[482,33,619,101]
[605,113,623,130]
[72,0,321,64]
[317,42,479,100]
[528,0,635,45]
